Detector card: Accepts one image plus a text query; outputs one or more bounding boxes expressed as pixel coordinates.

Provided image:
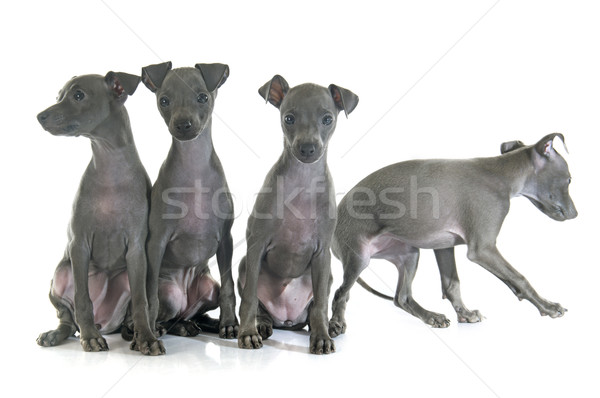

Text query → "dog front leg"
[466,244,566,318]
[309,249,335,355]
[127,244,165,355]
[145,230,169,336]
[435,247,483,323]
[70,241,108,352]
[238,238,266,349]
[215,222,239,339]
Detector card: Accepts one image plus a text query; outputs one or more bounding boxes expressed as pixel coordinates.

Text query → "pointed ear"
[500,140,525,154]
[104,72,141,99]
[195,63,229,92]
[141,61,172,92]
[258,75,289,108]
[329,84,359,117]
[535,133,567,157]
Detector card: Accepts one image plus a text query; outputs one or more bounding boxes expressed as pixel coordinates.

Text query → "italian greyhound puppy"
[238,75,358,354]
[36,72,165,355]
[329,133,577,336]
[141,62,238,341]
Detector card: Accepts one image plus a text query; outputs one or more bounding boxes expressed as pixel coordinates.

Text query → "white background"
[1,1,598,397]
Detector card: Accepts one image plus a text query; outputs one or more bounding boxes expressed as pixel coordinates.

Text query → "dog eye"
[322,115,333,125]
[284,115,295,125]
[159,96,170,107]
[73,90,85,101]
[197,93,208,103]
[568,177,572,184]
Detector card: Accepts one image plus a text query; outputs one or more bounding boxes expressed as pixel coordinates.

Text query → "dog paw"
[328,319,346,338]
[80,335,109,352]
[310,334,335,355]
[170,320,201,337]
[457,309,483,323]
[257,321,273,340]
[238,332,263,349]
[219,323,239,339]
[155,324,167,337]
[131,338,166,356]
[538,300,567,318]
[425,312,451,328]
[37,330,66,347]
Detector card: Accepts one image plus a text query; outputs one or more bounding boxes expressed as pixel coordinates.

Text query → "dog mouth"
[171,129,202,142]
[293,151,324,164]
[525,195,568,221]
[41,122,80,136]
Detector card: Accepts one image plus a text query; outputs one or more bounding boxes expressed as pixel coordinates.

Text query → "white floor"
[11,249,598,398]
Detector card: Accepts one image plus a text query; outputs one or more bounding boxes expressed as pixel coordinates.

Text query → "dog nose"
[176,120,193,132]
[300,143,316,157]
[37,111,49,124]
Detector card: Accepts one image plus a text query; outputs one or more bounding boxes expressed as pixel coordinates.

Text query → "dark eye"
[160,96,170,107]
[322,115,333,125]
[73,90,85,101]
[568,177,572,184]
[284,114,295,125]
[197,93,208,103]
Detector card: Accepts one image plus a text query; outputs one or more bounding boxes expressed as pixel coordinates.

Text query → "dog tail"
[357,277,394,301]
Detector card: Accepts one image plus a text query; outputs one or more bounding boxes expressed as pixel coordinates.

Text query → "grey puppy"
[330,133,577,336]
[141,62,238,340]
[37,72,165,355]
[238,75,358,354]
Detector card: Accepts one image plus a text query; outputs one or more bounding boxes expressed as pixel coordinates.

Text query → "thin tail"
[357,277,394,301]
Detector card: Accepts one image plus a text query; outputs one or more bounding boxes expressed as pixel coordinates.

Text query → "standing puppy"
[238,75,358,354]
[36,72,164,355]
[141,62,238,339]
[329,134,577,336]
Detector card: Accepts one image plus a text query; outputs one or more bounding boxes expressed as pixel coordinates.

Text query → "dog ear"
[258,75,289,108]
[195,63,229,92]
[535,133,568,157]
[500,140,525,154]
[328,84,359,117]
[141,61,172,92]
[105,72,141,99]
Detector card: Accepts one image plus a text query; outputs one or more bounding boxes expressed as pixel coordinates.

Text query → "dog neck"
[165,122,216,172]
[478,147,536,199]
[89,106,143,172]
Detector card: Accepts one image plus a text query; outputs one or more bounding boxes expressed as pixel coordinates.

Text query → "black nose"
[176,120,193,132]
[300,143,316,157]
[37,111,49,124]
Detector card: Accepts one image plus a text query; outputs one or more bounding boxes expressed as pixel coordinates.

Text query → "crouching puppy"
[330,134,577,336]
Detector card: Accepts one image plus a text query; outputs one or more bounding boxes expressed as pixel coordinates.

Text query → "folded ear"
[141,61,172,92]
[258,75,289,108]
[329,84,359,117]
[535,133,567,157]
[195,63,229,92]
[500,140,525,154]
[104,72,141,99]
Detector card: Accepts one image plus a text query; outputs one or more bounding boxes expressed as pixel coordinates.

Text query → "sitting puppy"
[36,71,164,355]
[238,75,358,354]
[141,62,238,340]
[329,134,577,336]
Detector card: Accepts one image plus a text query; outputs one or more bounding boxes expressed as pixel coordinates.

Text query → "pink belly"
[157,268,219,321]
[51,263,131,333]
[257,271,313,326]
